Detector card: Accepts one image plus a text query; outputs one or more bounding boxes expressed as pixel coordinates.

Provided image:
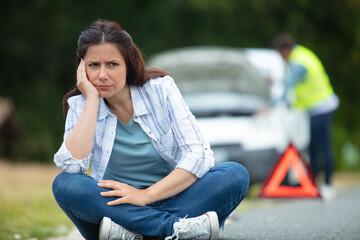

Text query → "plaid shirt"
[54,76,214,181]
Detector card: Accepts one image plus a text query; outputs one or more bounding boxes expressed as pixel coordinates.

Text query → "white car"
[148,46,309,184]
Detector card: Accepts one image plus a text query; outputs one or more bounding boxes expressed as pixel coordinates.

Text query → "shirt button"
[204,148,208,150]
[148,131,152,135]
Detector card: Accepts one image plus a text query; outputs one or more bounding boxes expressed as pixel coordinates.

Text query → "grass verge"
[0,160,73,240]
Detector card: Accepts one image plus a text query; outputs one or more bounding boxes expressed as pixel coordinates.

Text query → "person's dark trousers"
[309,110,335,185]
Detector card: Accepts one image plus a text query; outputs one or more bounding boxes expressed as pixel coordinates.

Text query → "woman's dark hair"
[63,20,166,114]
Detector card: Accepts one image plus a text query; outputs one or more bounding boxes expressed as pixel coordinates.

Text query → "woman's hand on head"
[77,59,99,100]
[97,180,152,207]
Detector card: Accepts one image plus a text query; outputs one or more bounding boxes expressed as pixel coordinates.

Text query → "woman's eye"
[88,63,99,67]
[109,62,119,67]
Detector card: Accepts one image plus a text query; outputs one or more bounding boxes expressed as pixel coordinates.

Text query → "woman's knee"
[52,172,92,201]
[53,172,69,196]
[52,172,68,203]
[217,162,250,192]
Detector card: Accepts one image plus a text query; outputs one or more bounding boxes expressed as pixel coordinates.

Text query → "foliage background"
[1,0,359,170]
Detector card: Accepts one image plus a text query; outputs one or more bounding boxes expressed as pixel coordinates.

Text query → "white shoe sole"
[206,211,219,240]
[99,216,112,240]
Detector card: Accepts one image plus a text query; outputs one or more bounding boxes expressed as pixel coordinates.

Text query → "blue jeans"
[309,111,335,185]
[52,162,249,239]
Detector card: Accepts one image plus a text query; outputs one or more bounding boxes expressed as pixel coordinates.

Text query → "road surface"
[220,185,360,239]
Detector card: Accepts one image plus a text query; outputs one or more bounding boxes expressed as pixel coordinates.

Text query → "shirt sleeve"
[165,77,214,178]
[53,96,92,173]
[272,63,307,106]
[286,63,307,87]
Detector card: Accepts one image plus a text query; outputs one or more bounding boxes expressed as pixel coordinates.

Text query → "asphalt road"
[220,185,360,240]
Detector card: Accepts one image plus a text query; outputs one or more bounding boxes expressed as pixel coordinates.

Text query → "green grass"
[0,161,73,240]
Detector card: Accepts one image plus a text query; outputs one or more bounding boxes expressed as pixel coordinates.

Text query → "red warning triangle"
[259,143,321,198]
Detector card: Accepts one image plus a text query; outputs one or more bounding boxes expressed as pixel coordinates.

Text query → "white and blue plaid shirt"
[54,76,214,181]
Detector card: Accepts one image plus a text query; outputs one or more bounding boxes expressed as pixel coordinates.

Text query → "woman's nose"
[99,65,107,81]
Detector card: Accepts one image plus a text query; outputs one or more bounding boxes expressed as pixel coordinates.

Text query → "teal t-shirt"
[103,117,172,189]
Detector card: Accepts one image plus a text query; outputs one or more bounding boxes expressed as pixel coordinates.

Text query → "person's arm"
[98,168,197,206]
[145,168,198,202]
[286,63,307,87]
[271,63,307,107]
[65,59,100,159]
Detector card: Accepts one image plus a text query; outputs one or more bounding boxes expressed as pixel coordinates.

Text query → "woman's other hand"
[77,59,99,100]
[98,180,151,207]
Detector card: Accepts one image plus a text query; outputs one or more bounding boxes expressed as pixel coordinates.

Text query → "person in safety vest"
[272,33,339,200]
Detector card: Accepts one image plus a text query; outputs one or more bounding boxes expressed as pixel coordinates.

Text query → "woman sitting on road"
[52,19,249,240]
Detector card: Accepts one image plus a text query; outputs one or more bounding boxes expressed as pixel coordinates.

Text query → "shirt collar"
[97,85,150,120]
[130,85,150,117]
[97,98,113,120]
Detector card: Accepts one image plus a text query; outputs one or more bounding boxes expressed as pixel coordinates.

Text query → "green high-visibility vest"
[289,45,334,110]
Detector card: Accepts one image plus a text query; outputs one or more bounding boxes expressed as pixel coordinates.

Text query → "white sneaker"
[165,211,219,240]
[99,217,143,240]
[321,184,336,201]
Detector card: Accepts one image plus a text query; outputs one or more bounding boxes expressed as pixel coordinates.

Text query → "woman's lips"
[97,85,111,90]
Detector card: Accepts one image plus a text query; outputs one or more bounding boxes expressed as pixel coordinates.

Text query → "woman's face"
[84,43,127,99]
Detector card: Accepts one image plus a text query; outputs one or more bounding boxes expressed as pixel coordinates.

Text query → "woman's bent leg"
[58,208,100,239]
[150,162,249,227]
[52,172,177,238]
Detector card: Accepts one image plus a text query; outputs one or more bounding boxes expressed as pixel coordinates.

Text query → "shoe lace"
[165,215,209,240]
[111,223,143,240]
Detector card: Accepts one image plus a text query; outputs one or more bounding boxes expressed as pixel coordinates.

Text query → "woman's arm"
[65,59,100,159]
[98,168,198,206]
[65,98,99,159]
[146,168,198,202]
